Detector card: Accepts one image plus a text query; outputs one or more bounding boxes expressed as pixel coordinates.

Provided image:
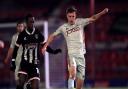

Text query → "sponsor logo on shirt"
[66,26,80,36]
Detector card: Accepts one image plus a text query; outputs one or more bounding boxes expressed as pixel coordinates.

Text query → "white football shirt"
[53,18,90,54]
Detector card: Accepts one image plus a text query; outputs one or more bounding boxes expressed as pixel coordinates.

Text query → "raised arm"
[88,8,109,23]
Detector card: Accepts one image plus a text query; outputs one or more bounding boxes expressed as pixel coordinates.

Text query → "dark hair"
[16,20,24,26]
[66,6,77,14]
[25,14,34,22]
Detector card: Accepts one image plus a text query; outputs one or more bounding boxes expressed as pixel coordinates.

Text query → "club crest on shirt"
[35,34,38,39]
[24,37,27,40]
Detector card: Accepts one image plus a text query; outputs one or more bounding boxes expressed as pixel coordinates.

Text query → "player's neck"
[27,27,34,33]
[68,21,75,25]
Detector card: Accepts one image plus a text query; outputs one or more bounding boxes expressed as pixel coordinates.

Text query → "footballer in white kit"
[53,18,90,79]
[42,6,109,89]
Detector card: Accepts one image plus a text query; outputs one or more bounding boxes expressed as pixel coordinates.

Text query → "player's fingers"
[105,8,109,12]
[104,8,109,13]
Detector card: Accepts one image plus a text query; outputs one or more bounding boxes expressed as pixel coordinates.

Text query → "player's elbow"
[88,17,96,23]
[90,16,97,21]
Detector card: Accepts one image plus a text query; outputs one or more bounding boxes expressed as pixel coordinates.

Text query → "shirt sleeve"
[53,26,62,36]
[10,35,16,48]
[78,18,90,27]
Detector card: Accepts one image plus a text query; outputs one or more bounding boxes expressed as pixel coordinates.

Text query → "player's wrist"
[44,45,48,50]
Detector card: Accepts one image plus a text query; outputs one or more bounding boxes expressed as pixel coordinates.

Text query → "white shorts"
[68,54,86,80]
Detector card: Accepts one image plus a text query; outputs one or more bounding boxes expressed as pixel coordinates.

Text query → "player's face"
[17,23,25,32]
[27,17,35,29]
[66,12,76,25]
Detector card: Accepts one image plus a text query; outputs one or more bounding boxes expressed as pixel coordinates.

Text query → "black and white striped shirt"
[15,28,44,64]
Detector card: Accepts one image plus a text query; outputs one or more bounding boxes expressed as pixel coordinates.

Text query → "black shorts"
[18,60,40,81]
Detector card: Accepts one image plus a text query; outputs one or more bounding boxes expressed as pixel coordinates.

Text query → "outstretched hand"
[103,8,109,14]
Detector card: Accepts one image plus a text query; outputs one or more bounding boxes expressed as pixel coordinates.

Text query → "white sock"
[68,78,74,89]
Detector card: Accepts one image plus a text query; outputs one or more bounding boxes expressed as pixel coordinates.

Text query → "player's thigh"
[68,54,77,76]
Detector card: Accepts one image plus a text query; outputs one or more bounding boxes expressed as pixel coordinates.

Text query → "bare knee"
[69,66,76,79]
